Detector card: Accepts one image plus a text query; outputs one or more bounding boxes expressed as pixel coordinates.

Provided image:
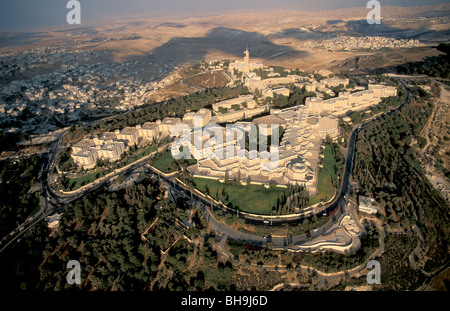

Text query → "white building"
[305,84,398,116]
[358,196,378,214]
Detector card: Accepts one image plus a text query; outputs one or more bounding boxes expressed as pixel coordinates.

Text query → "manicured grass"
[192,177,289,215]
[309,144,338,205]
[151,151,177,173]
[151,149,197,173]
[63,169,111,190]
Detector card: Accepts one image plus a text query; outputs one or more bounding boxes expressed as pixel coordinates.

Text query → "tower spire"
[244,45,250,74]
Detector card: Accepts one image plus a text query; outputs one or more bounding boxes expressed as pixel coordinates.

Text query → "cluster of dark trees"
[274,185,310,215]
[227,240,279,266]
[396,43,450,79]
[38,177,163,290]
[264,84,316,109]
[0,171,241,291]
[0,157,42,238]
[376,233,425,290]
[235,267,284,291]
[162,237,236,291]
[0,220,49,291]
[0,130,30,152]
[353,89,450,280]
[56,147,76,172]
[0,156,49,291]
[324,139,345,191]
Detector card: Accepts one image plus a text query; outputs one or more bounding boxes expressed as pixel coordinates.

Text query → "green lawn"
[151,149,197,173]
[62,169,111,190]
[192,177,289,215]
[151,151,177,173]
[309,144,339,205]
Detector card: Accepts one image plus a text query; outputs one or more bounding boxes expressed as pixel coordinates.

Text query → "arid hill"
[1,4,449,73]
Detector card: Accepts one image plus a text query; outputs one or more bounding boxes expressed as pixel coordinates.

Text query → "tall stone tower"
[243,45,250,75]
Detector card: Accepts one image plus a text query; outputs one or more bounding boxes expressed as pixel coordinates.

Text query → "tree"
[303,218,309,228]
[349,111,362,124]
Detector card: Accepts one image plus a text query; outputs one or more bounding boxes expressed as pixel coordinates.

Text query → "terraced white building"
[187,104,339,194]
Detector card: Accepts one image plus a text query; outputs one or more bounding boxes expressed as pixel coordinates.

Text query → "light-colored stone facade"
[229,47,263,75]
[71,117,181,170]
[305,84,397,116]
[187,104,340,194]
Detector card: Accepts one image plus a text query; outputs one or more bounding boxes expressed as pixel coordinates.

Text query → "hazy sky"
[0,0,448,32]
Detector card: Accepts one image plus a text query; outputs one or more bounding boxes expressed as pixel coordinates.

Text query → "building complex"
[71,47,399,196]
